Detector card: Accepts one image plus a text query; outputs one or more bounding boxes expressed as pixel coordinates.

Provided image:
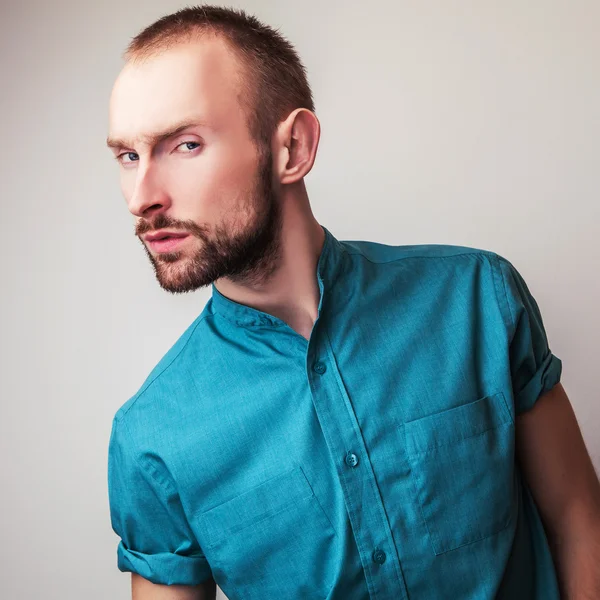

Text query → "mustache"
[136,214,208,238]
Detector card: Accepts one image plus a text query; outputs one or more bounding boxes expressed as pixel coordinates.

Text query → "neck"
[213,182,325,340]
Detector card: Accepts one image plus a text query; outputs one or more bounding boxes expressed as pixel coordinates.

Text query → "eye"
[115,151,138,164]
[175,141,202,153]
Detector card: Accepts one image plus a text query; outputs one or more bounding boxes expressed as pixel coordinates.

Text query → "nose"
[126,163,171,218]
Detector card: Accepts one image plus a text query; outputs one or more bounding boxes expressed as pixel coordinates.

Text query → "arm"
[108,415,214,590]
[132,574,217,600]
[515,382,600,599]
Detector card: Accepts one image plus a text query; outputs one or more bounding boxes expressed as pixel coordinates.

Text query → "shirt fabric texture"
[107,225,563,599]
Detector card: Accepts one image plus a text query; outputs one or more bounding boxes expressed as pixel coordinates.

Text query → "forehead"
[108,37,246,146]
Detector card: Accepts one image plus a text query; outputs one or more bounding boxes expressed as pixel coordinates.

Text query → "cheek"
[120,174,135,205]
[168,167,221,214]
[172,148,258,209]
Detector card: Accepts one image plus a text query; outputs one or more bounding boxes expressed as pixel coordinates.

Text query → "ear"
[273,108,320,185]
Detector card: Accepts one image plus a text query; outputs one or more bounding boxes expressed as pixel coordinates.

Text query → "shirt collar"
[210,224,346,328]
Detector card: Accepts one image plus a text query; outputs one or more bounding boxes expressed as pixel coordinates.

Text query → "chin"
[154,257,213,294]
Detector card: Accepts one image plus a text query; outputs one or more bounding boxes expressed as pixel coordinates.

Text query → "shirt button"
[372,548,387,564]
[345,451,359,467]
[313,361,327,375]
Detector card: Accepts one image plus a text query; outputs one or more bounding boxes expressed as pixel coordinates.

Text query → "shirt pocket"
[197,464,337,599]
[403,391,516,555]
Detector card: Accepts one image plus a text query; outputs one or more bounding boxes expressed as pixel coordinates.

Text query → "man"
[106,5,600,600]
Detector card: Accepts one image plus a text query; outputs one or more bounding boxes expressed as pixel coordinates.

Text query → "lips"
[144,231,190,253]
[144,231,189,243]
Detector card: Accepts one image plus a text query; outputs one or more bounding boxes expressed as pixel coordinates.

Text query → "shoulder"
[113,309,213,425]
[340,237,503,269]
[338,237,517,318]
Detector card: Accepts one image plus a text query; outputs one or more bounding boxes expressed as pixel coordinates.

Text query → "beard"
[136,149,283,294]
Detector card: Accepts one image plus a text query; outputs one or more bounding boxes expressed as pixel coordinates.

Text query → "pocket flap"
[199,465,315,547]
[404,392,511,455]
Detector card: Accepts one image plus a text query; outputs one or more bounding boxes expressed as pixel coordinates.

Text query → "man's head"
[106,5,318,293]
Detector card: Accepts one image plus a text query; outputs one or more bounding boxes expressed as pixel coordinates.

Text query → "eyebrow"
[105,119,210,150]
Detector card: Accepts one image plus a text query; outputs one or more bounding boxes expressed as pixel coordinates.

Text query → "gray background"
[1,1,598,598]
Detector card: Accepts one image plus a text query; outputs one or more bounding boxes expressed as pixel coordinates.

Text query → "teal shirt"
[108,225,563,599]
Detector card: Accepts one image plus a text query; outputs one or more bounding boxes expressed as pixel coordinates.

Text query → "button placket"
[305,332,409,600]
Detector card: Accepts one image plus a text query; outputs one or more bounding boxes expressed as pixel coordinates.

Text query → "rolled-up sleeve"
[107,414,212,585]
[494,254,563,415]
